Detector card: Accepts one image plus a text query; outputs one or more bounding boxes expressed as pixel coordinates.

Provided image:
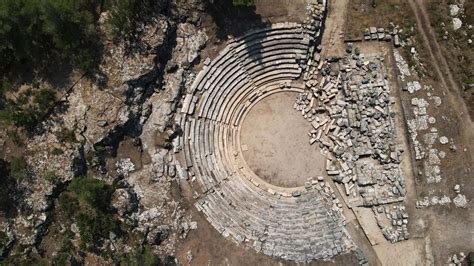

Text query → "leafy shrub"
[118,244,161,266]
[104,0,169,40]
[106,0,141,39]
[0,80,13,110]
[60,180,122,251]
[8,157,28,181]
[50,229,76,265]
[56,128,78,143]
[468,252,474,266]
[232,0,254,6]
[51,147,64,155]
[0,82,57,131]
[67,176,114,211]
[76,211,121,250]
[6,130,21,146]
[44,171,58,183]
[0,159,19,218]
[58,193,80,218]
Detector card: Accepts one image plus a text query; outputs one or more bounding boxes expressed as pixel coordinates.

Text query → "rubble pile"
[416,195,451,208]
[373,204,410,243]
[393,50,411,81]
[416,194,468,209]
[296,44,412,243]
[362,26,402,47]
[399,75,453,184]
[452,194,468,208]
[303,0,326,33]
[403,83,450,183]
[447,252,467,266]
[394,50,470,210]
[297,46,407,209]
[404,81,422,94]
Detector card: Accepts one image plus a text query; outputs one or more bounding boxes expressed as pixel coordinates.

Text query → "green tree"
[67,176,114,211]
[232,0,254,6]
[0,0,102,75]
[105,0,165,40]
[106,0,141,39]
[0,82,58,131]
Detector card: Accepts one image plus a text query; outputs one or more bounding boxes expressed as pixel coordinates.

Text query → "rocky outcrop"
[111,188,139,216]
[2,0,209,261]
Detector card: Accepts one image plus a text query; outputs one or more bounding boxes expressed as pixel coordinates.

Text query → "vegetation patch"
[0,81,57,131]
[43,171,58,183]
[0,0,103,76]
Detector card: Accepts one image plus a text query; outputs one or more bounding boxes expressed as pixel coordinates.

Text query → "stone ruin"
[296,43,410,242]
[171,0,412,262]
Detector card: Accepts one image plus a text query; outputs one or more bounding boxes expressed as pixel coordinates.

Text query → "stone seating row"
[177,23,352,261]
[195,39,309,122]
[182,27,311,116]
[186,103,351,260]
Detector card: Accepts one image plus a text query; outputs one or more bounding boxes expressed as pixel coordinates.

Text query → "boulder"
[146,225,170,245]
[449,4,460,17]
[111,188,139,216]
[452,18,462,31]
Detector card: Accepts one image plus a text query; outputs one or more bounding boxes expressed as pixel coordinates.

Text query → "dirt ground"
[340,0,474,264]
[320,0,348,57]
[254,0,307,24]
[403,0,474,263]
[239,92,326,188]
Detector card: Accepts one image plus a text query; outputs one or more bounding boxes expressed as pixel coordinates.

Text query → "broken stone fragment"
[452,18,462,31]
[291,191,302,197]
[97,120,108,127]
[439,136,449,144]
[454,184,461,194]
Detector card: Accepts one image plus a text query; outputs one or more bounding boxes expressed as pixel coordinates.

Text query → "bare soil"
[320,0,349,56]
[254,0,307,24]
[240,92,326,188]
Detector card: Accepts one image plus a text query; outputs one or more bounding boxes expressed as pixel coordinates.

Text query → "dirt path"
[408,0,474,136]
[320,0,349,56]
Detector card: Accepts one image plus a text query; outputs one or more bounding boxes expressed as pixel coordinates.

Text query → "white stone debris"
[116,158,136,177]
[416,195,451,208]
[449,5,460,17]
[394,50,411,80]
[454,184,461,194]
[447,252,467,265]
[452,18,462,31]
[439,136,449,144]
[453,194,468,208]
[396,51,448,184]
[417,193,469,209]
[186,250,193,263]
[406,81,422,94]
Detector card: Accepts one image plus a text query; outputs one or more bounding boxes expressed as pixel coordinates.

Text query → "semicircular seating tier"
[176,22,354,262]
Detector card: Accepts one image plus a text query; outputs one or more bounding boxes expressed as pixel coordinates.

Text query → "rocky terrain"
[0,0,211,263]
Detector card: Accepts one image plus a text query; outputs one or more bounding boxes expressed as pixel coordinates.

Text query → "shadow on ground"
[205,0,270,39]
